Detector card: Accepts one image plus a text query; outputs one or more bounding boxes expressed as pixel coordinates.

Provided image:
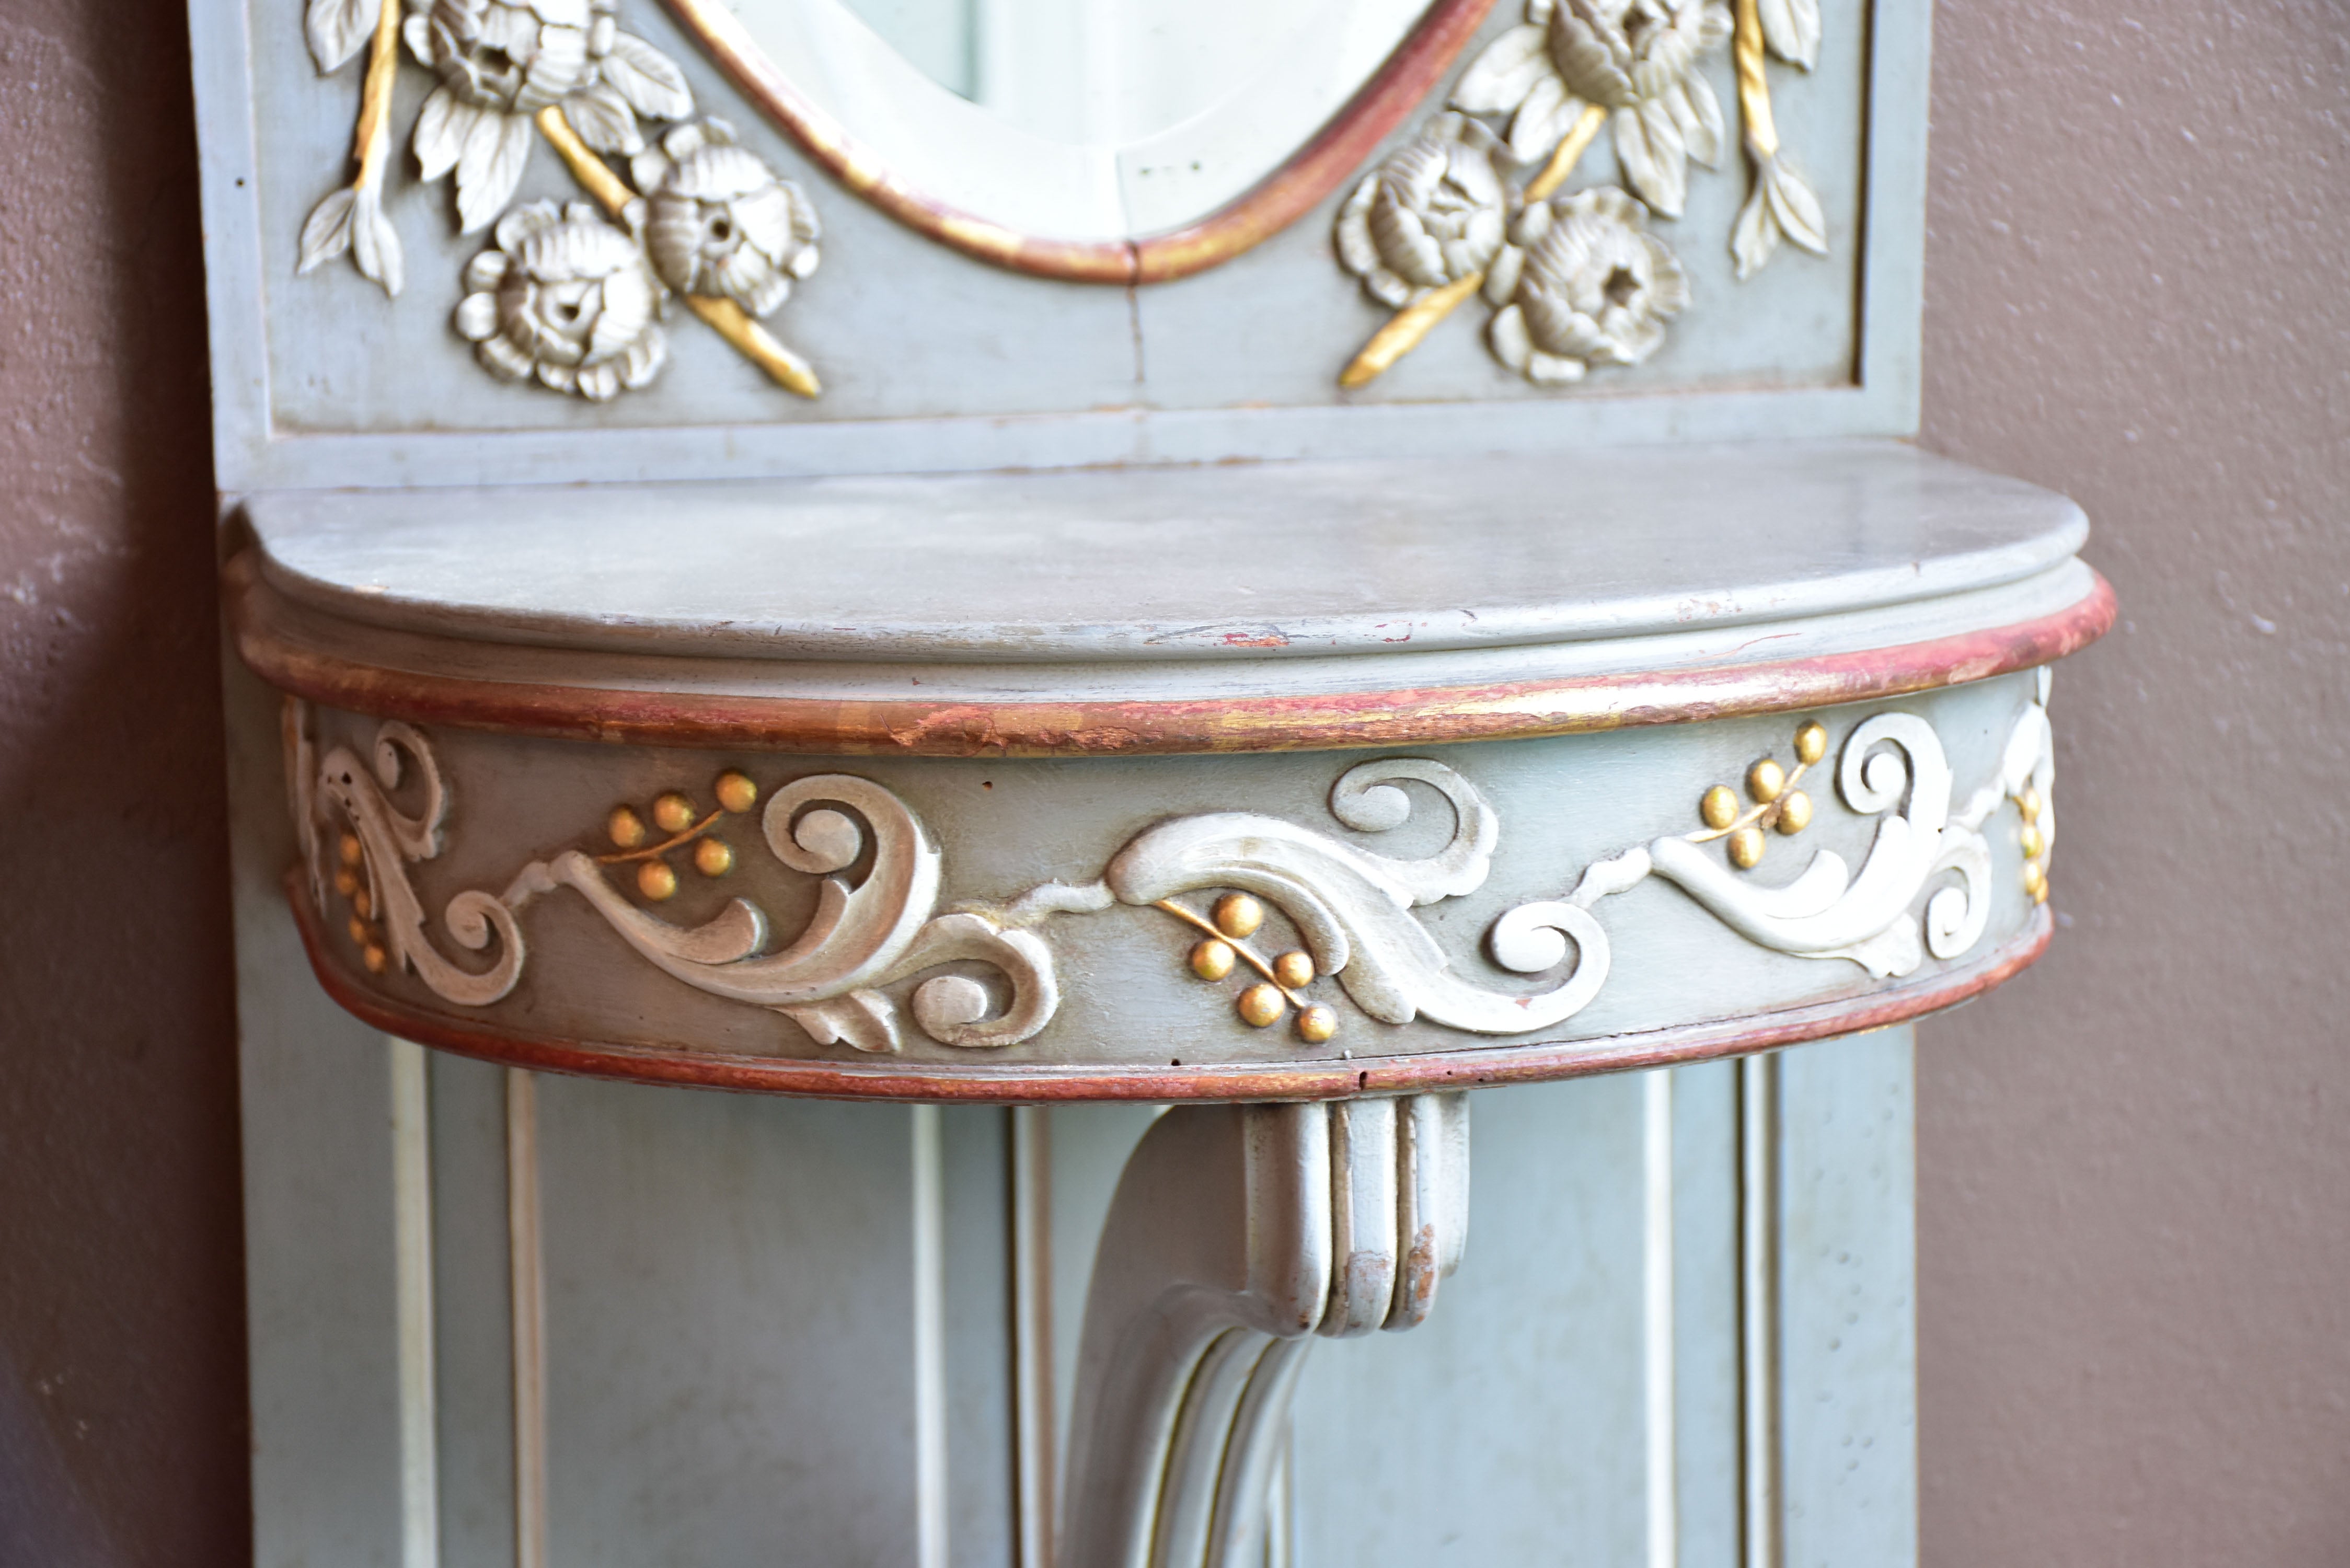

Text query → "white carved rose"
[1334,113,1511,308]
[1485,187,1688,384]
[406,0,694,232]
[629,120,821,318]
[1453,0,1730,217]
[453,200,667,400]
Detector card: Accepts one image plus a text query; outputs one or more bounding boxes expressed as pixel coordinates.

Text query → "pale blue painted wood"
[1673,1059,1746,1568]
[1778,1029,1917,1568]
[532,1079,926,1566]
[425,1051,519,1568]
[1289,1073,1656,1565]
[941,1107,1018,1566]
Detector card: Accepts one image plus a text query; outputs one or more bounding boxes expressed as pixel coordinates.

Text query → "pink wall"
[0,0,248,1562]
[1,0,2344,1560]
[1916,4,2350,1562]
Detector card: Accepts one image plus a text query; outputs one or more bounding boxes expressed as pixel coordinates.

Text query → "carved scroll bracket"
[1061,1094,1470,1568]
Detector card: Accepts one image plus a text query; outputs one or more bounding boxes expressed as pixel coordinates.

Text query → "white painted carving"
[632,119,822,318]
[1334,113,1512,309]
[1337,0,1828,381]
[501,774,1058,1052]
[455,201,669,400]
[285,693,2053,1051]
[1099,757,1612,1033]
[1486,187,1690,384]
[297,0,823,397]
[407,0,693,232]
[292,706,529,1006]
[1452,0,1733,217]
[1570,685,2057,977]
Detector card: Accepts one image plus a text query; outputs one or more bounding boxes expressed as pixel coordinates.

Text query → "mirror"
[672,0,1484,271]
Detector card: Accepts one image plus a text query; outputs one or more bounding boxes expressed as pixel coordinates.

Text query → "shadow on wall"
[0,2,249,1565]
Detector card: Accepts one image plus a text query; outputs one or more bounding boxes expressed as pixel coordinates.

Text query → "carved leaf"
[602,33,695,123]
[413,86,476,183]
[298,188,357,273]
[1451,25,1550,115]
[1757,0,1821,70]
[455,111,536,233]
[563,80,643,155]
[306,0,377,73]
[1762,154,1827,253]
[349,187,405,297]
[1730,179,1778,278]
[1614,101,1688,217]
[780,993,902,1053]
[1673,73,1725,169]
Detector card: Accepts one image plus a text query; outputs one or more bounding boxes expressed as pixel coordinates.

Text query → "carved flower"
[405,0,693,232]
[453,200,667,400]
[629,121,821,317]
[1334,113,1511,308]
[1484,187,1688,384]
[1453,0,1730,217]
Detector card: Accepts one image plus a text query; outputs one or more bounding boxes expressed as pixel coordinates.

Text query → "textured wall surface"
[1916,4,2350,1563]
[0,0,248,1563]
[0,0,2344,1562]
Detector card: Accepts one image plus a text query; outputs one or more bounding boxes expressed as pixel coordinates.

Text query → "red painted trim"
[289,870,2052,1104]
[656,0,1497,283]
[229,559,2116,757]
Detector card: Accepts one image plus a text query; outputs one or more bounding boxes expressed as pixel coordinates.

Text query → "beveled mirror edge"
[660,0,1498,283]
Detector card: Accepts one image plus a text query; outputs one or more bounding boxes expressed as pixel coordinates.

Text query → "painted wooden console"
[188,0,2107,1560]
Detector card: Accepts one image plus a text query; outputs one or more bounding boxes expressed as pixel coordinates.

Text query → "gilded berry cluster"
[2015,785,2053,904]
[1157,893,1340,1045]
[1692,719,1828,869]
[602,769,760,902]
[331,829,388,974]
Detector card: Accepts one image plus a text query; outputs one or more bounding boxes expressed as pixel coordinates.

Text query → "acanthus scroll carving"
[286,681,2056,1056]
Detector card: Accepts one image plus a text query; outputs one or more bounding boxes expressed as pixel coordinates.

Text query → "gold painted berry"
[1794,721,1828,765]
[1296,1005,1338,1044]
[1236,983,1285,1028]
[1190,939,1237,982]
[1776,790,1813,834]
[639,861,679,901]
[1729,825,1766,869]
[715,771,758,814]
[652,792,696,834]
[1214,893,1265,940]
[1701,784,1739,830]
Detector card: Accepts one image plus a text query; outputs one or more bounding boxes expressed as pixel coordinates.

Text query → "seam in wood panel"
[391,1038,441,1568]
[505,1069,547,1568]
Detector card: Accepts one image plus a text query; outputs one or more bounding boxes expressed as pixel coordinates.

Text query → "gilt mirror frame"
[663,0,1499,282]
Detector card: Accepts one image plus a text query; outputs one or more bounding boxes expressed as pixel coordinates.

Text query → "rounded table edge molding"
[228,551,2114,756]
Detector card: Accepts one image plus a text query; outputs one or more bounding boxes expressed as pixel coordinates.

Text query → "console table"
[187,0,2106,1559]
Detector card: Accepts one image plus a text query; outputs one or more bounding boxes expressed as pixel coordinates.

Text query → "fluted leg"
[1061,1094,1470,1568]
